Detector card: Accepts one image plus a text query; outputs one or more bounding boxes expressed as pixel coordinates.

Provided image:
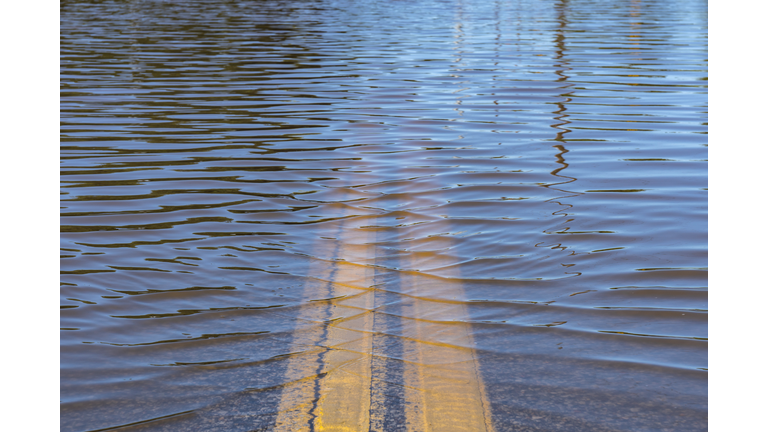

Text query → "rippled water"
[61,0,708,430]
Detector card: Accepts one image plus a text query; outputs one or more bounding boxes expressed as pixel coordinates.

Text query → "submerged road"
[272,168,494,431]
[61,0,708,430]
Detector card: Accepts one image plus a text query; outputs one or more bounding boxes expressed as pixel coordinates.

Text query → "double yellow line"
[273,175,494,431]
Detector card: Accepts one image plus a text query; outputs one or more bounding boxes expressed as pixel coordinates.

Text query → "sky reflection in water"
[61,0,707,430]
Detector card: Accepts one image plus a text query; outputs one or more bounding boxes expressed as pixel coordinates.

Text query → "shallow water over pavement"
[61,0,708,430]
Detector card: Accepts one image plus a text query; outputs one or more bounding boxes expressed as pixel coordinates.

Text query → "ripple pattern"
[61,0,708,430]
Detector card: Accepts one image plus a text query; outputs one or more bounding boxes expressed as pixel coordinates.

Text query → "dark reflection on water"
[61,0,707,430]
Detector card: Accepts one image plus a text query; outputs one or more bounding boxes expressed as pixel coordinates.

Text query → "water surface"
[61,0,708,430]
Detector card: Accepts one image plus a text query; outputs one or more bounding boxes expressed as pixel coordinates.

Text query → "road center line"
[275,177,494,430]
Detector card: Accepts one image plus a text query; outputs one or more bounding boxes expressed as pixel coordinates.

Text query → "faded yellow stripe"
[401,289,495,431]
[274,180,494,430]
[274,202,376,431]
[397,223,494,428]
[313,266,375,432]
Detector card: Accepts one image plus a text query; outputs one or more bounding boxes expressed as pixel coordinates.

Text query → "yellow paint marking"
[274,198,377,431]
[400,272,495,432]
[274,183,494,430]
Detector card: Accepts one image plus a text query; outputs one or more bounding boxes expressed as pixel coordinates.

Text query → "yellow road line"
[274,185,494,431]
[274,200,377,431]
[395,154,494,429]
[397,263,494,432]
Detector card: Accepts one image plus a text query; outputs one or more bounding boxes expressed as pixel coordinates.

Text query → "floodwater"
[60,0,708,430]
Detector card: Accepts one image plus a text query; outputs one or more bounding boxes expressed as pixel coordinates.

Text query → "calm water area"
[60,0,708,430]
